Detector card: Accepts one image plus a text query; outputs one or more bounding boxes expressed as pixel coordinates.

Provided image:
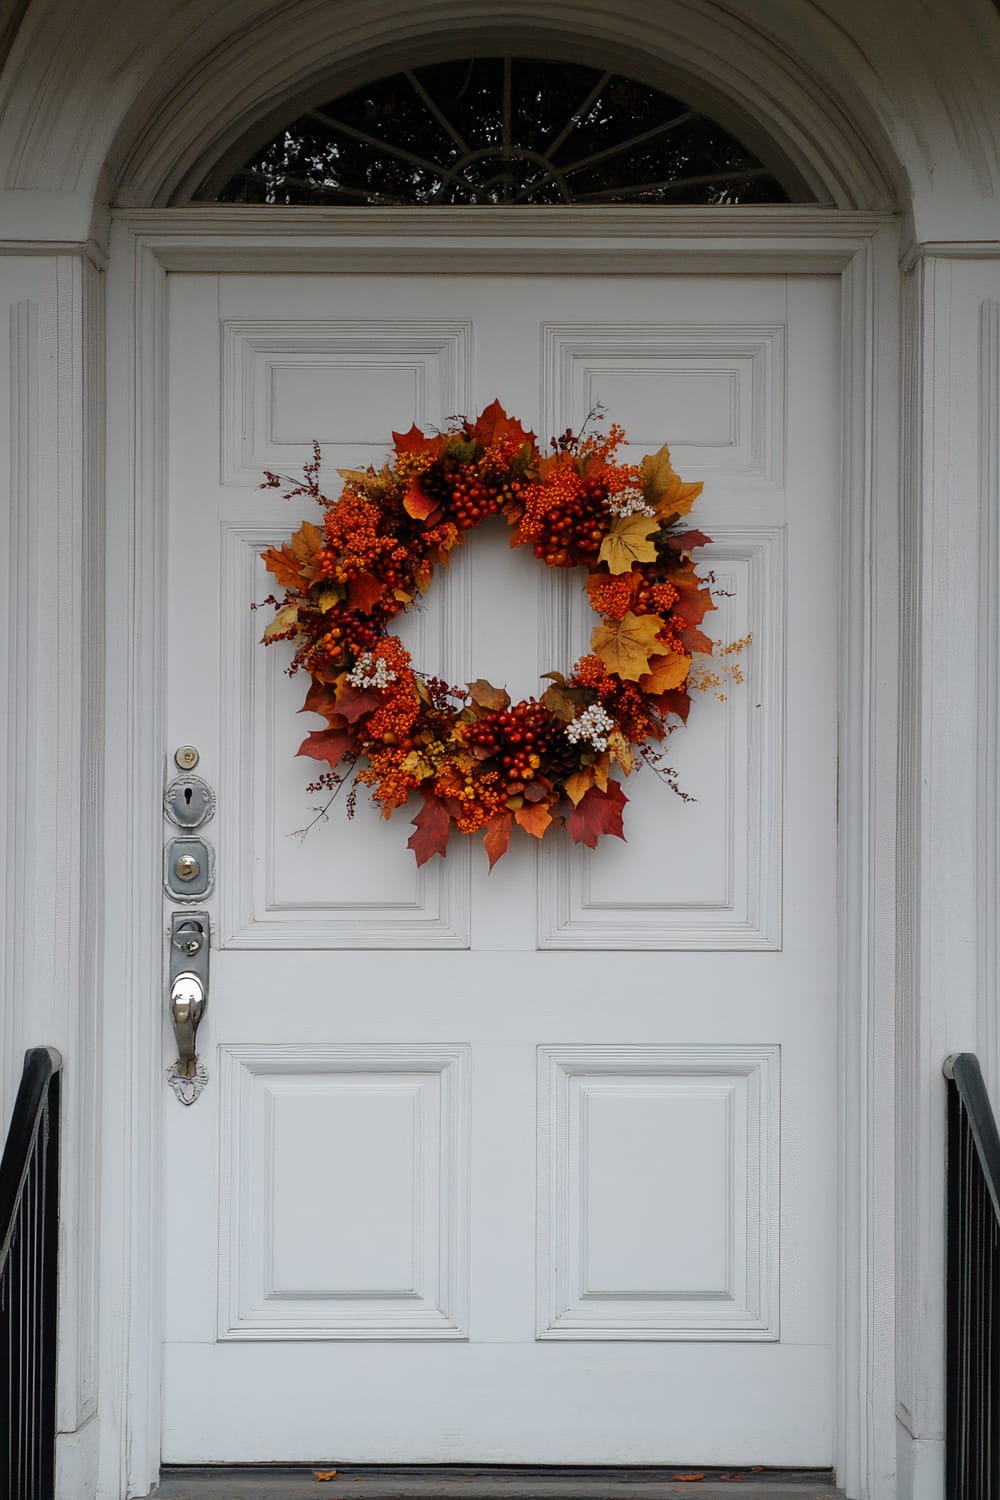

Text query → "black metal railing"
[0,1047,62,1500]
[945,1051,1000,1500]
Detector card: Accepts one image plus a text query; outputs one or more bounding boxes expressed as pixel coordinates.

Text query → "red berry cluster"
[531,477,610,568]
[421,460,503,531]
[467,701,561,787]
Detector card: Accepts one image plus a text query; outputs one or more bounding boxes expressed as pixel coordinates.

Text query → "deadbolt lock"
[164,836,214,900]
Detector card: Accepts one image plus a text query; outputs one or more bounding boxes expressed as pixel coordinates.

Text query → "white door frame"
[100,206,900,1500]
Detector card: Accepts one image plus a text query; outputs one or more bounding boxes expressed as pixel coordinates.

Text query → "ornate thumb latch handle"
[167,912,209,1106]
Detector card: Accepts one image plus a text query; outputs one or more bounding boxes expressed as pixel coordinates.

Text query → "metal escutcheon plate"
[164,775,216,829]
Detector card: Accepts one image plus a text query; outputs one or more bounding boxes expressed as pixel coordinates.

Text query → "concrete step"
[155,1465,844,1500]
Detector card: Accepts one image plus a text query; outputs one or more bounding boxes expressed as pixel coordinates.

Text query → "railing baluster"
[945,1053,1000,1500]
[0,1048,62,1500]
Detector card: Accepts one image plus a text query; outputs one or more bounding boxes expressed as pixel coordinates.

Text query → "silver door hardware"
[164,775,216,829]
[164,836,214,900]
[167,911,210,1105]
[174,745,200,771]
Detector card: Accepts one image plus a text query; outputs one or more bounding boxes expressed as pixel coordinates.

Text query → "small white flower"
[565,703,615,752]
[347,651,398,689]
[607,485,655,518]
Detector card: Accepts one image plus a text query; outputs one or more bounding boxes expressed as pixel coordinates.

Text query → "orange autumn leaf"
[406,795,451,865]
[312,1471,338,1482]
[640,652,692,694]
[403,479,441,522]
[591,611,665,681]
[672,1475,705,1483]
[483,811,513,869]
[469,398,535,449]
[598,512,659,575]
[514,801,553,838]
[392,423,440,459]
[261,543,308,591]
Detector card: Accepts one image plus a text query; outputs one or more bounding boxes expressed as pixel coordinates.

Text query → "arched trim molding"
[108,2,898,212]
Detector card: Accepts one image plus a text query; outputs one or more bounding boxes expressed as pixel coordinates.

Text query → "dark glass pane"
[209,57,796,206]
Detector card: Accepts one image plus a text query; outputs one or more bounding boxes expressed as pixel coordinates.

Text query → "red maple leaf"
[299,681,343,722]
[469,399,536,450]
[297,727,353,769]
[392,423,440,459]
[407,795,451,865]
[483,811,513,870]
[656,687,692,724]
[565,780,628,848]
[335,685,383,723]
[348,572,384,612]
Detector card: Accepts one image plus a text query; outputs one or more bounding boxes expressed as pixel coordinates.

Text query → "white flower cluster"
[607,485,655,518]
[347,652,397,690]
[565,702,615,753]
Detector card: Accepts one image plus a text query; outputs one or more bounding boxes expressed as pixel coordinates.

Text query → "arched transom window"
[207,57,800,206]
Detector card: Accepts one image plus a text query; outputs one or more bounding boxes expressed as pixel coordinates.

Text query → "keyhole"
[184,786,193,806]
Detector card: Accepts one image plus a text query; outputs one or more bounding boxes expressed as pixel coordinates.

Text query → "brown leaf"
[297,727,353,769]
[591,611,664,681]
[468,679,510,711]
[483,811,513,870]
[639,443,677,505]
[312,1471,338,1482]
[598,512,659,575]
[300,681,342,721]
[290,521,325,576]
[671,1475,705,1483]
[541,682,585,722]
[515,801,553,839]
[565,780,628,848]
[406,795,451,865]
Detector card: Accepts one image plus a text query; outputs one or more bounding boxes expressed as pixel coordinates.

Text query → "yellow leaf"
[590,611,664,681]
[393,588,413,603]
[317,589,339,613]
[415,561,432,594]
[592,752,610,792]
[564,767,594,806]
[607,729,636,775]
[640,652,692,693]
[597,513,660,575]
[262,604,300,642]
[335,467,373,487]
[639,444,677,505]
[402,750,436,780]
[652,475,704,521]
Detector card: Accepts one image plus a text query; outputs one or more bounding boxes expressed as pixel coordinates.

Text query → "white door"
[161,269,839,1466]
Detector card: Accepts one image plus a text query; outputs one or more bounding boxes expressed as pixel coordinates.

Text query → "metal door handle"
[167,912,210,1104]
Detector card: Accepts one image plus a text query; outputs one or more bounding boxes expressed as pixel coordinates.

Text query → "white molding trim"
[536,1045,780,1341]
[978,299,1000,1100]
[101,210,898,1500]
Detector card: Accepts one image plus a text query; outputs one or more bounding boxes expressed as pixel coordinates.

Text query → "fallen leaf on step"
[672,1476,705,1483]
[312,1471,337,1481]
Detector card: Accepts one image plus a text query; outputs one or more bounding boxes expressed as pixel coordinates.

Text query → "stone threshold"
[155,1464,843,1500]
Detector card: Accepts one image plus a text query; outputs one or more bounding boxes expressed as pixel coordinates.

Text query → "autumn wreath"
[259,402,741,866]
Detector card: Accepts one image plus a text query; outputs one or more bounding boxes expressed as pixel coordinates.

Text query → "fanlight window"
[209,57,794,206]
